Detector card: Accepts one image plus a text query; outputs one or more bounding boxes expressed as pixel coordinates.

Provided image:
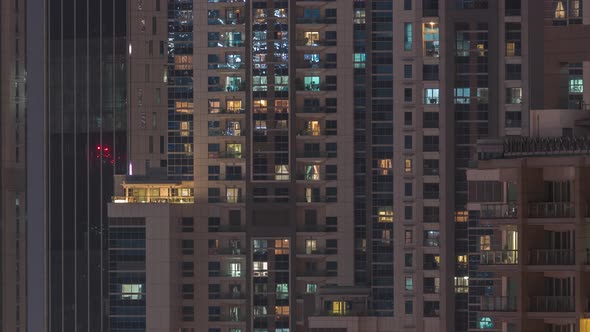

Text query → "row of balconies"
[480,202,578,219]
[479,249,589,265]
[480,296,583,313]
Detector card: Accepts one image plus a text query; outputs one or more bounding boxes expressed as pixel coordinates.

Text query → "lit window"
[180,121,190,136]
[405,277,414,291]
[275,165,290,181]
[404,159,412,173]
[353,9,365,24]
[176,101,193,114]
[378,159,392,175]
[275,239,289,254]
[479,317,494,329]
[378,206,393,223]
[454,211,468,222]
[404,23,412,51]
[306,283,317,293]
[404,230,413,244]
[226,188,240,203]
[424,88,440,104]
[479,235,491,251]
[229,263,241,277]
[276,284,289,299]
[275,306,290,315]
[226,100,243,112]
[304,76,321,91]
[304,165,321,180]
[555,0,566,18]
[121,284,144,300]
[305,239,317,254]
[423,22,439,57]
[331,301,349,315]
[505,87,522,104]
[304,31,320,46]
[175,55,192,70]
[454,276,469,293]
[569,78,583,93]
[225,143,242,158]
[253,99,268,113]
[454,88,470,104]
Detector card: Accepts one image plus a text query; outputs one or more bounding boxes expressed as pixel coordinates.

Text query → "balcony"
[480,203,518,219]
[208,128,245,137]
[208,108,245,115]
[528,296,575,312]
[297,129,324,137]
[209,225,246,233]
[295,39,336,47]
[480,296,517,312]
[296,224,331,232]
[217,152,245,159]
[112,196,194,204]
[527,202,575,218]
[528,249,574,265]
[295,17,336,24]
[297,248,331,256]
[479,250,518,265]
[208,248,247,255]
[314,309,372,317]
[207,17,245,25]
[208,196,244,204]
[297,270,330,278]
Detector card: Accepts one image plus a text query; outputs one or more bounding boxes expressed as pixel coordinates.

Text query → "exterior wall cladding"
[104,0,590,331]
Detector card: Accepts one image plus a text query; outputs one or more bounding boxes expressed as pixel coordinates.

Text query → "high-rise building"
[467,1,590,331]
[1,0,27,330]
[106,0,556,331]
[24,0,128,330]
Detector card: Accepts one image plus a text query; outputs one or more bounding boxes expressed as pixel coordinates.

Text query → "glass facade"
[47,0,127,330]
[168,0,194,179]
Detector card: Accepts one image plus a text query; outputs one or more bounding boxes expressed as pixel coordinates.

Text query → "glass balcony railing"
[528,296,574,312]
[112,196,194,204]
[480,296,517,312]
[479,250,518,265]
[528,249,574,265]
[480,203,518,219]
[527,202,575,218]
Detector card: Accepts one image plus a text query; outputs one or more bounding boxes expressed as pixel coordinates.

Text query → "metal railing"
[112,196,194,204]
[528,249,574,265]
[479,250,519,265]
[528,296,574,312]
[480,203,518,219]
[480,296,517,312]
[528,202,575,218]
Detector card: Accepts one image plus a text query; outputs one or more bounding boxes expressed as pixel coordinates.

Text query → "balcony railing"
[208,129,245,137]
[296,224,331,232]
[208,108,245,115]
[208,248,246,255]
[314,310,372,317]
[480,203,518,219]
[210,225,246,232]
[295,17,336,24]
[479,250,519,265]
[527,202,575,218]
[528,249,574,265]
[528,296,574,312]
[480,296,517,312]
[112,196,194,204]
[297,129,324,136]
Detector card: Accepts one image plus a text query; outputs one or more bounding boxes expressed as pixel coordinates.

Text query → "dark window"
[208,166,220,180]
[505,0,521,16]
[325,8,337,17]
[423,206,439,223]
[326,165,337,180]
[423,136,439,152]
[404,64,412,78]
[423,159,439,176]
[404,206,413,220]
[505,111,522,128]
[505,64,521,80]
[423,112,439,128]
[404,183,413,196]
[326,187,337,202]
[404,88,412,102]
[404,112,413,126]
[404,0,412,10]
[404,136,413,149]
[182,217,194,232]
[423,64,439,80]
[423,183,440,199]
